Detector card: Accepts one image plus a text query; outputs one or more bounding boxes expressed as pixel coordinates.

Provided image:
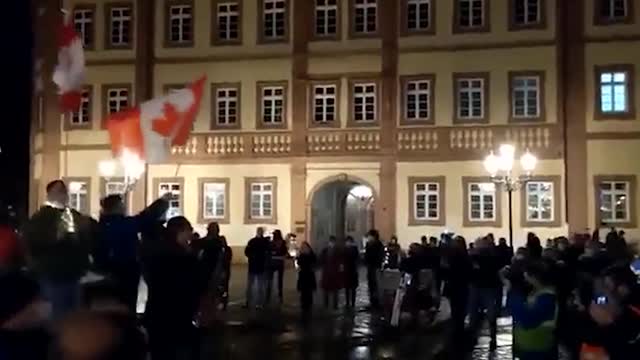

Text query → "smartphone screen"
[596,295,608,305]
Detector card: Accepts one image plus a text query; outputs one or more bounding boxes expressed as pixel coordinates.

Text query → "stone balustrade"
[169,124,561,160]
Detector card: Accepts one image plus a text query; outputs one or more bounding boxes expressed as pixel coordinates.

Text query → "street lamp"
[483,144,538,248]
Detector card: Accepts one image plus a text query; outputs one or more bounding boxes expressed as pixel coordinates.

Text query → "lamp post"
[483,144,538,249]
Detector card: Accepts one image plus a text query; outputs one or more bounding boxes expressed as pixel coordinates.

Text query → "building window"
[455,74,488,122]
[352,0,377,35]
[510,72,542,121]
[203,183,226,219]
[467,182,496,222]
[596,0,632,24]
[511,0,542,28]
[408,177,445,225]
[107,4,133,48]
[455,0,487,31]
[315,0,338,37]
[596,65,635,119]
[68,181,89,213]
[526,181,553,222]
[351,82,377,124]
[598,180,631,223]
[104,86,130,115]
[166,2,193,46]
[212,84,240,128]
[245,177,277,224]
[73,7,95,48]
[402,77,433,123]
[158,181,183,219]
[214,1,240,43]
[105,181,126,196]
[261,0,288,41]
[258,83,287,128]
[312,83,338,125]
[405,0,432,32]
[69,88,92,128]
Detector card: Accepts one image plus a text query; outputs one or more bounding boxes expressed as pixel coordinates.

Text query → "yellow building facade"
[32,0,640,256]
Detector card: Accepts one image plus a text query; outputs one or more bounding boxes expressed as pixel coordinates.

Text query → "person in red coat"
[321,236,345,310]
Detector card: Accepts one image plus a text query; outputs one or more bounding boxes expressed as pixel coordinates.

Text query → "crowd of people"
[1,179,640,360]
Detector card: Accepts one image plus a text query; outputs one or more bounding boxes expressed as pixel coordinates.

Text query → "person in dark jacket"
[469,236,502,351]
[443,236,472,341]
[143,216,206,360]
[344,236,360,308]
[496,237,514,269]
[244,227,271,309]
[321,236,345,309]
[23,180,96,321]
[96,194,169,312]
[296,242,317,322]
[385,236,402,269]
[219,236,233,310]
[526,232,543,260]
[364,229,385,308]
[266,229,288,304]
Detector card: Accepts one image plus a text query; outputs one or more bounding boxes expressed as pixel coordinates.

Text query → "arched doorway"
[308,176,375,252]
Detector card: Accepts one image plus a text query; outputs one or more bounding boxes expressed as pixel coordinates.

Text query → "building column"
[290,0,311,239]
[560,0,588,234]
[131,0,155,212]
[37,0,63,206]
[375,0,399,240]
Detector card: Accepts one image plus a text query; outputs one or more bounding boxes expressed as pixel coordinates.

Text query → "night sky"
[3,1,33,219]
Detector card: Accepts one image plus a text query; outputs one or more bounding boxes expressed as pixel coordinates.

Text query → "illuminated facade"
[32,0,640,256]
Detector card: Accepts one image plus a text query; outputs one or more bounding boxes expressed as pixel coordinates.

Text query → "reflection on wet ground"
[140,266,558,359]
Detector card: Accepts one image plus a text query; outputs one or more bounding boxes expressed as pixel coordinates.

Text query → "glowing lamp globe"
[483,152,499,177]
[68,181,83,193]
[98,160,117,177]
[520,151,538,173]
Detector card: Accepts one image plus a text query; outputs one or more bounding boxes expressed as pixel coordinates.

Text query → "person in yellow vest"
[506,260,558,360]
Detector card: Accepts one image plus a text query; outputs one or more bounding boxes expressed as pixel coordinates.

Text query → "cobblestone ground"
[137,266,567,360]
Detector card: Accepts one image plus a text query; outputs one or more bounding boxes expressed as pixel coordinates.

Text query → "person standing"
[266,230,288,304]
[385,236,402,269]
[96,194,169,313]
[364,229,385,309]
[23,180,95,321]
[296,242,317,322]
[442,236,472,342]
[321,236,345,309]
[219,236,233,310]
[469,236,502,351]
[143,216,206,360]
[344,236,360,308]
[244,227,270,309]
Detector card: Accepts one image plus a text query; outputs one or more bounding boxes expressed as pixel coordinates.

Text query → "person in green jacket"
[23,180,96,321]
[507,260,558,360]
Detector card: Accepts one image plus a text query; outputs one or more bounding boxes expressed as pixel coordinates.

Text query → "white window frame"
[599,70,630,114]
[263,0,287,40]
[73,8,94,47]
[312,84,337,123]
[526,181,554,222]
[69,182,88,213]
[407,0,431,31]
[203,182,226,220]
[315,0,338,36]
[216,87,239,125]
[405,79,431,121]
[457,78,485,120]
[468,182,496,222]
[512,76,540,119]
[458,0,485,28]
[261,86,285,124]
[354,0,378,34]
[601,0,628,21]
[250,182,274,219]
[105,181,126,196]
[106,88,129,114]
[599,181,630,223]
[353,83,377,123]
[217,2,240,41]
[513,0,541,25]
[158,182,182,219]
[71,89,91,125]
[168,4,193,44]
[414,182,440,221]
[109,6,132,46]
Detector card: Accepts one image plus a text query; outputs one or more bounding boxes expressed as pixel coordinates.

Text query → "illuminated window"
[353,0,377,34]
[352,82,377,123]
[456,77,485,120]
[512,75,540,119]
[203,182,226,219]
[158,182,182,219]
[108,5,132,47]
[73,7,94,48]
[216,1,240,41]
[414,182,440,221]
[250,182,273,219]
[404,79,431,121]
[215,87,239,126]
[260,85,285,125]
[468,182,495,221]
[70,88,91,126]
[69,182,89,213]
[599,70,630,114]
[262,0,287,40]
[167,3,193,45]
[312,84,337,124]
[526,181,554,221]
[599,181,630,223]
[315,0,338,36]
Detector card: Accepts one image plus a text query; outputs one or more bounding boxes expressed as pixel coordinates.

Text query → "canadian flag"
[106,76,207,164]
[52,12,85,112]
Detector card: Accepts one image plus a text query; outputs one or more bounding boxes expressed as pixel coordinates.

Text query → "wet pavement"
[137,266,548,359]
